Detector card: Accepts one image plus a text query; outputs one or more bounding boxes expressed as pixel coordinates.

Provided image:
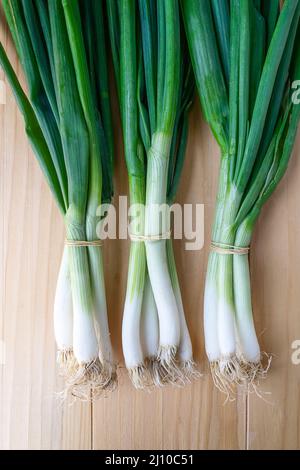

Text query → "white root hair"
[210,353,273,402]
[180,360,202,383]
[128,364,151,389]
[58,357,117,402]
[57,349,78,377]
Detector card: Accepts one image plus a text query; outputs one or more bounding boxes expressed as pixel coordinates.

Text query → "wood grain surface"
[1,13,300,450]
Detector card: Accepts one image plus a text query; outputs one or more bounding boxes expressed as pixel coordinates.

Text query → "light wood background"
[1,13,300,451]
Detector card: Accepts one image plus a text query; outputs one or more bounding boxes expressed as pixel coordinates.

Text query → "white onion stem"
[166,239,193,363]
[145,133,180,351]
[204,254,221,362]
[141,271,159,359]
[67,223,99,364]
[233,253,260,362]
[54,246,73,352]
[217,254,236,358]
[233,218,261,363]
[122,243,146,369]
[88,243,115,371]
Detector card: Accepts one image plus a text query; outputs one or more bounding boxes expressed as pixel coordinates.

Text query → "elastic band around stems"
[65,239,104,247]
[129,231,172,242]
[210,241,250,256]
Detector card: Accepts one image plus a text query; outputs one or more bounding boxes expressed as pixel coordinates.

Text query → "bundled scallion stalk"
[108,0,198,388]
[182,0,300,396]
[0,0,116,399]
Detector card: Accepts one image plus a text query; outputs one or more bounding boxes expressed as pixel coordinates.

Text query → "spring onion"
[0,0,116,399]
[108,0,198,388]
[182,0,300,396]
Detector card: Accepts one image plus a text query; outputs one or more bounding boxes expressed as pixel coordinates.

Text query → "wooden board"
[0,14,299,451]
[248,131,300,450]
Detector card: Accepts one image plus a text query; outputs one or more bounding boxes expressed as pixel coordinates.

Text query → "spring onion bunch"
[108,0,197,388]
[0,0,116,399]
[182,0,300,396]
